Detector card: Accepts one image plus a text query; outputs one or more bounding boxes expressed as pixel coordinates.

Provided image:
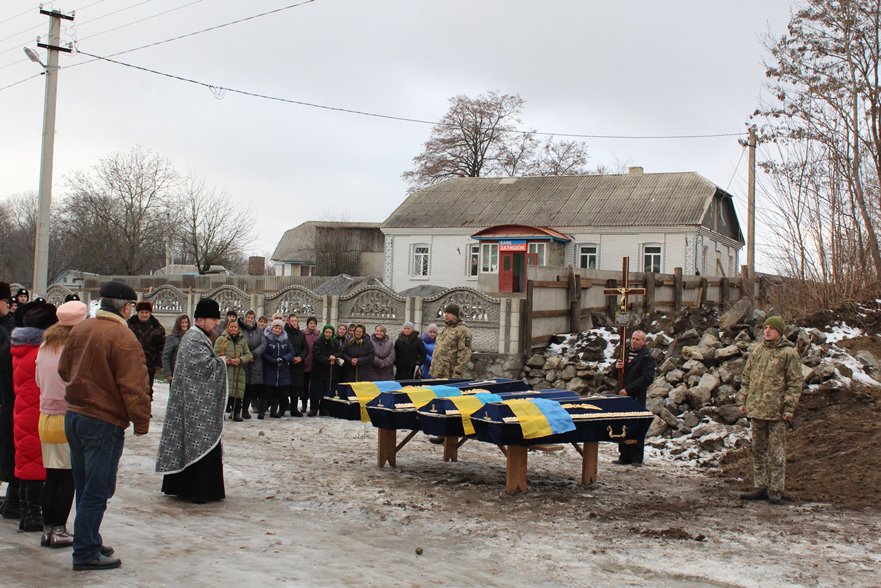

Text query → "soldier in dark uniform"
[612,330,656,467]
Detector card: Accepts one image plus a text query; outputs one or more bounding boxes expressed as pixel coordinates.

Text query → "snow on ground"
[2,382,880,587]
[824,323,862,344]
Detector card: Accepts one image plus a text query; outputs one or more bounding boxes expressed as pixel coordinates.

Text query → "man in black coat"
[127,301,166,402]
[283,314,309,417]
[612,330,656,466]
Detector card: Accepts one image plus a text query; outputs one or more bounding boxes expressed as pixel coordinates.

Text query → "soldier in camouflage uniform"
[737,315,803,504]
[429,304,472,379]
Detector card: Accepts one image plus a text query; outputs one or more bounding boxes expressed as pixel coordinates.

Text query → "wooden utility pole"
[603,257,645,390]
[747,126,757,283]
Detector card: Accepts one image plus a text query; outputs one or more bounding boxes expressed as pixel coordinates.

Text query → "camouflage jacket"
[429,319,472,378]
[737,337,802,420]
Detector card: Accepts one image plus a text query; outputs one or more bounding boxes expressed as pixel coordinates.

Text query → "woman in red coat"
[11,301,57,532]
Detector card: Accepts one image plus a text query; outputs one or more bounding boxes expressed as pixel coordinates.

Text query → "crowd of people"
[0,281,474,571]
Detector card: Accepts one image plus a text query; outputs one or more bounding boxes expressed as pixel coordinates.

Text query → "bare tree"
[756,0,881,308]
[0,193,37,283]
[60,147,177,274]
[176,178,254,275]
[531,136,589,176]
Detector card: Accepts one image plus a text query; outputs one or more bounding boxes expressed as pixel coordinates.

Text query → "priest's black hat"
[194,298,220,319]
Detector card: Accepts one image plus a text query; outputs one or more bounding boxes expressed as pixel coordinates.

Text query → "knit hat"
[23,301,58,330]
[57,301,88,326]
[271,319,285,329]
[135,301,153,313]
[764,315,786,336]
[100,280,137,300]
[64,293,80,302]
[444,303,460,318]
[194,298,221,319]
[0,282,10,300]
[402,321,415,330]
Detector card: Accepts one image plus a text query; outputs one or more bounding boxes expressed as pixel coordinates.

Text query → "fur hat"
[64,293,80,302]
[764,315,786,336]
[23,301,58,330]
[57,301,88,326]
[100,280,137,300]
[194,298,220,319]
[443,303,460,318]
[15,288,29,299]
[135,301,153,313]
[0,282,11,300]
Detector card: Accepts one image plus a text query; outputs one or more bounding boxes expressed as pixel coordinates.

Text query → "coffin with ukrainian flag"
[322,378,524,422]
[469,395,654,446]
[416,389,582,438]
[364,380,533,430]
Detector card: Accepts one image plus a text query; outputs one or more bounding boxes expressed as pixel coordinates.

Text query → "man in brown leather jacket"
[58,281,150,571]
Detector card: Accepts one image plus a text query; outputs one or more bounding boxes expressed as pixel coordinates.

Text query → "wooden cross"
[603,257,646,390]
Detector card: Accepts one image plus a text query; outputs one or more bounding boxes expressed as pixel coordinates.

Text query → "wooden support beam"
[531,280,569,288]
[395,429,417,453]
[443,436,459,462]
[581,442,598,486]
[673,267,683,310]
[505,445,528,494]
[531,309,570,319]
[377,428,397,468]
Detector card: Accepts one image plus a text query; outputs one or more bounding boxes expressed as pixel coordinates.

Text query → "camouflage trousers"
[751,418,787,493]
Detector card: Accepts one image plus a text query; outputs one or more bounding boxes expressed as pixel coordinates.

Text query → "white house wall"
[388,233,478,291]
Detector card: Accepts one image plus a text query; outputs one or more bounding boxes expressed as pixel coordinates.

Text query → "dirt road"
[2,382,878,587]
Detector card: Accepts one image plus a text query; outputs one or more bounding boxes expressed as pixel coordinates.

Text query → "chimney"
[628,166,644,175]
[248,256,266,276]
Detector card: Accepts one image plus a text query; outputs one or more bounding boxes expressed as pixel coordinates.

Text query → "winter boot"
[232,399,243,422]
[257,398,267,420]
[269,399,280,418]
[49,525,73,548]
[739,487,768,500]
[18,481,44,532]
[226,396,233,413]
[0,480,22,519]
[767,492,783,504]
[41,525,52,547]
[242,398,252,419]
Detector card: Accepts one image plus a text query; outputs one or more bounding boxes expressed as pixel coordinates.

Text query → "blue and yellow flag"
[503,398,576,439]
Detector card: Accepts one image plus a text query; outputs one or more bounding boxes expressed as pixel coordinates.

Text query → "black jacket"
[614,346,656,405]
[284,325,309,387]
[311,336,342,384]
[394,332,427,380]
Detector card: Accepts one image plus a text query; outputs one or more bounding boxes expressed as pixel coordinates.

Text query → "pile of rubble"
[521,298,881,466]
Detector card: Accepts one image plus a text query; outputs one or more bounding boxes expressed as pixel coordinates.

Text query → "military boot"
[767,492,783,504]
[739,487,768,500]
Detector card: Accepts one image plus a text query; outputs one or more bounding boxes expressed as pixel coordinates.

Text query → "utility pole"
[746,126,756,284]
[31,8,73,297]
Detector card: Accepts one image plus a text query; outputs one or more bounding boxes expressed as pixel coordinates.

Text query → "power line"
[0,5,39,26]
[725,143,747,191]
[0,71,43,92]
[75,0,204,42]
[72,50,747,140]
[70,0,315,67]
[0,0,108,57]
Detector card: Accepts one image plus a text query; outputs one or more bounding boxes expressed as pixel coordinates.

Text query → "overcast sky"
[0,0,794,268]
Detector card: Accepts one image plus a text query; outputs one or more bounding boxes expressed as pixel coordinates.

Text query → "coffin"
[365,379,533,430]
[417,389,583,438]
[469,395,654,446]
[322,378,524,422]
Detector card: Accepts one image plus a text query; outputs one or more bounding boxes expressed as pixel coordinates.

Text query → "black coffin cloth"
[365,379,535,430]
[418,389,583,438]
[470,395,654,446]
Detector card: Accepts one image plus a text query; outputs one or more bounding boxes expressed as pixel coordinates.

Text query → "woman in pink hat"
[34,300,88,548]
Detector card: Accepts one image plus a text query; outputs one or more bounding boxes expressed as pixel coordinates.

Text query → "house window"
[643,244,662,273]
[481,243,498,273]
[578,244,598,269]
[412,244,430,277]
[527,242,546,265]
[300,265,315,277]
[468,244,479,277]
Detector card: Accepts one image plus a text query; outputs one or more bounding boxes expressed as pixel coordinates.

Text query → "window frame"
[481,243,499,273]
[527,242,546,266]
[578,243,598,270]
[411,243,431,277]
[643,243,662,273]
[467,243,479,278]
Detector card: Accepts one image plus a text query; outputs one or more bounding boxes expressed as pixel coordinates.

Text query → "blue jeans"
[65,412,125,564]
